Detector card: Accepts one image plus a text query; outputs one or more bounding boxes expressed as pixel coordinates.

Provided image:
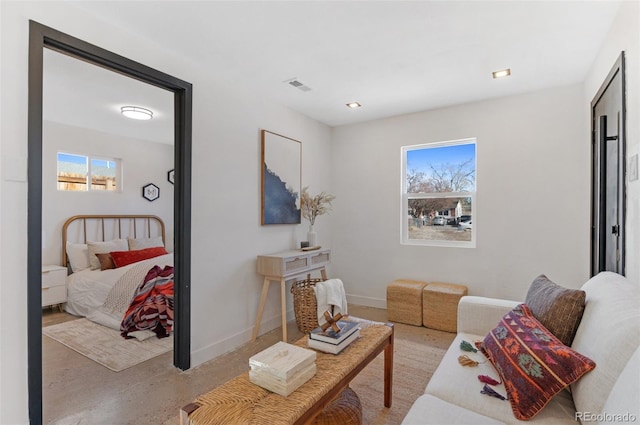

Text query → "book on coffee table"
[308,328,361,354]
[309,319,359,344]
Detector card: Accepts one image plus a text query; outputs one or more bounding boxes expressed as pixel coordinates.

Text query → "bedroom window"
[401,138,476,247]
[57,152,121,192]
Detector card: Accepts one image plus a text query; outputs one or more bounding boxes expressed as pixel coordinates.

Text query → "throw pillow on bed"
[66,242,90,273]
[95,253,116,271]
[87,239,128,270]
[480,303,596,421]
[525,274,586,346]
[127,236,164,250]
[110,246,168,268]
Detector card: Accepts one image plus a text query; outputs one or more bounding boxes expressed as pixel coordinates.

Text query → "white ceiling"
[45,1,623,143]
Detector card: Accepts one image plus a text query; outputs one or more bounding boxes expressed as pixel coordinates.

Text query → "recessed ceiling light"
[346,102,362,109]
[492,68,511,79]
[121,106,153,120]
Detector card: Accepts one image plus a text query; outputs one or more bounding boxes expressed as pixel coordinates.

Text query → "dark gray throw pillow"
[524,274,586,346]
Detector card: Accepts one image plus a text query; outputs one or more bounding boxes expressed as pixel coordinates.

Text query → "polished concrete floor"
[42,305,388,425]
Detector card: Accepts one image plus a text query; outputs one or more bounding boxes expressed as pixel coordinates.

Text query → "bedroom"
[1,1,639,424]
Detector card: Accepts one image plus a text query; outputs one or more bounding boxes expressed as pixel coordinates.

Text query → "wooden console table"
[253,248,331,342]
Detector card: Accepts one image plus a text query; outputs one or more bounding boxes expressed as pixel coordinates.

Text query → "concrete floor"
[42,305,387,425]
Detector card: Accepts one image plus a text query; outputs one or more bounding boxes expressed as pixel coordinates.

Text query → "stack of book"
[308,319,361,354]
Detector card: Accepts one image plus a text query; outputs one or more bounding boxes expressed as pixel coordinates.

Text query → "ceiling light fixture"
[346,102,362,109]
[492,68,511,79]
[121,106,153,120]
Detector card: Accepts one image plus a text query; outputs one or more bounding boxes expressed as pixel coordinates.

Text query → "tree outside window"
[401,139,476,247]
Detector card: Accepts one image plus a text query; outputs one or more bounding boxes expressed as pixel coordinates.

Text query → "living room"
[1,1,638,424]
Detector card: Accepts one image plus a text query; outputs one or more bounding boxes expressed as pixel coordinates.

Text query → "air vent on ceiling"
[285,78,312,92]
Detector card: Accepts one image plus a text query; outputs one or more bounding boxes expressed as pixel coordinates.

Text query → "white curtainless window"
[57,152,121,192]
[401,138,476,247]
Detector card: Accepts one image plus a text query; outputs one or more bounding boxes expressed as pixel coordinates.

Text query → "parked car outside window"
[432,216,447,226]
[458,220,472,231]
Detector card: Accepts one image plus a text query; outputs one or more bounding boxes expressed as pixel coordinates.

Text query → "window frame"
[401,138,476,248]
[57,151,122,192]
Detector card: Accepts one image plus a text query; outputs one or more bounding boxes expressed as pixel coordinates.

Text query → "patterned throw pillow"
[480,304,596,420]
[110,247,168,268]
[525,275,586,346]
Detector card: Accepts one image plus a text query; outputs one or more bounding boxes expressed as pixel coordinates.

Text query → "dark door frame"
[590,51,626,277]
[28,21,192,424]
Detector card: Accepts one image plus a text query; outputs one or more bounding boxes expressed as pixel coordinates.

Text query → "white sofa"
[402,272,640,424]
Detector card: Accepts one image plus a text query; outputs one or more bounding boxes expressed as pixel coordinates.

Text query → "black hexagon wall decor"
[142,183,160,202]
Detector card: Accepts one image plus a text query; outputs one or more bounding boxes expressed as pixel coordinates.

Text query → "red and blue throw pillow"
[480,304,596,420]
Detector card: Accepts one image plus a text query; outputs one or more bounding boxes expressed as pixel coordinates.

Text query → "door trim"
[28,21,192,424]
[590,51,626,276]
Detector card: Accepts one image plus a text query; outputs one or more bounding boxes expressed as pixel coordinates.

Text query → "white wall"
[583,1,640,284]
[0,3,332,423]
[332,84,590,306]
[42,121,175,265]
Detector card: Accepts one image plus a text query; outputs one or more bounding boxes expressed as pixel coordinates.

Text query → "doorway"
[28,21,192,424]
[591,52,626,276]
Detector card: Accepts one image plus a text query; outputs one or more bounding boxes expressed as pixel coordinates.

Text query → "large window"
[57,152,121,192]
[401,139,476,247]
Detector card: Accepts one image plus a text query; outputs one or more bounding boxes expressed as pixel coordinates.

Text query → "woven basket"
[291,278,322,333]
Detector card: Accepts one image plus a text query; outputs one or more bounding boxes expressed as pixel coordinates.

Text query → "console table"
[253,248,331,342]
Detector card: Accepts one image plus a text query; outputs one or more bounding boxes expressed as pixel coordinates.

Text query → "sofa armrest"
[457,296,520,336]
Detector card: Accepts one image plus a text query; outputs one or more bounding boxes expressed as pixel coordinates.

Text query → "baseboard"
[347,294,386,309]
[190,310,293,367]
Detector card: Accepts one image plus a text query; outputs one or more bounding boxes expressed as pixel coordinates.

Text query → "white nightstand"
[42,265,67,310]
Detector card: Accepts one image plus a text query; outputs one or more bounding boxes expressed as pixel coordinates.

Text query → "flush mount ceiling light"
[492,68,511,79]
[121,106,153,120]
[346,102,362,109]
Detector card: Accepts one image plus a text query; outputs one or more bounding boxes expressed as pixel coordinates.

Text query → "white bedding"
[65,253,174,319]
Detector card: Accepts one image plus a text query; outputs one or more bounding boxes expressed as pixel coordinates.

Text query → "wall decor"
[168,169,175,184]
[142,183,160,202]
[261,130,301,225]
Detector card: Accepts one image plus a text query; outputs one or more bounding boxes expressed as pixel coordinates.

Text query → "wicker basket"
[291,278,322,333]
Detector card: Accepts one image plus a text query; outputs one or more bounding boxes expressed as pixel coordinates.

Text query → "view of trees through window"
[402,140,476,246]
[57,152,119,192]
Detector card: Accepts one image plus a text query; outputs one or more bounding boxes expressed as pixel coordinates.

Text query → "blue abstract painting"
[261,130,301,224]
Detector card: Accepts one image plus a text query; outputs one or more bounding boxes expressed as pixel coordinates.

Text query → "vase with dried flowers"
[300,186,335,246]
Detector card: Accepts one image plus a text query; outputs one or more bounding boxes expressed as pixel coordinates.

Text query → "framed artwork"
[168,169,175,184]
[261,130,302,225]
[142,183,160,201]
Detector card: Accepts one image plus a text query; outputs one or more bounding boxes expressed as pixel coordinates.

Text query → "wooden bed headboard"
[62,214,166,267]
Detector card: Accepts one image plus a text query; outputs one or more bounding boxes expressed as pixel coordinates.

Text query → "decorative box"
[249,341,316,397]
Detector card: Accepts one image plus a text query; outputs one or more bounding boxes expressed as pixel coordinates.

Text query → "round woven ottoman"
[312,386,362,425]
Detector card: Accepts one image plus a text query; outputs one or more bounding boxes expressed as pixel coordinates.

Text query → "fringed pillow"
[480,304,596,420]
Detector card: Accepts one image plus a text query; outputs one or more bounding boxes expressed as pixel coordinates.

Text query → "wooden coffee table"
[180,322,394,425]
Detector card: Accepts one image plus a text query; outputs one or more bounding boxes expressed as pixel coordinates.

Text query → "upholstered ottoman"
[312,386,362,425]
[386,279,428,326]
[422,282,468,332]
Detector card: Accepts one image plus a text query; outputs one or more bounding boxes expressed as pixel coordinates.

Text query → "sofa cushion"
[480,304,595,420]
[570,272,640,417]
[402,394,506,425]
[425,333,579,425]
[525,274,585,346]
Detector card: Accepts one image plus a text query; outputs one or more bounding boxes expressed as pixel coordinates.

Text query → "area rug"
[43,318,172,372]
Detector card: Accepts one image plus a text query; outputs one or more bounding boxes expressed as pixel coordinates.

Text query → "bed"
[62,215,174,339]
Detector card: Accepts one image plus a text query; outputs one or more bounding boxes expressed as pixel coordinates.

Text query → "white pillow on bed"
[66,242,91,273]
[87,239,128,270]
[128,236,164,250]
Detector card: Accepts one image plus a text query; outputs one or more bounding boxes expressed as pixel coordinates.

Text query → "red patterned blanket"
[120,265,174,339]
